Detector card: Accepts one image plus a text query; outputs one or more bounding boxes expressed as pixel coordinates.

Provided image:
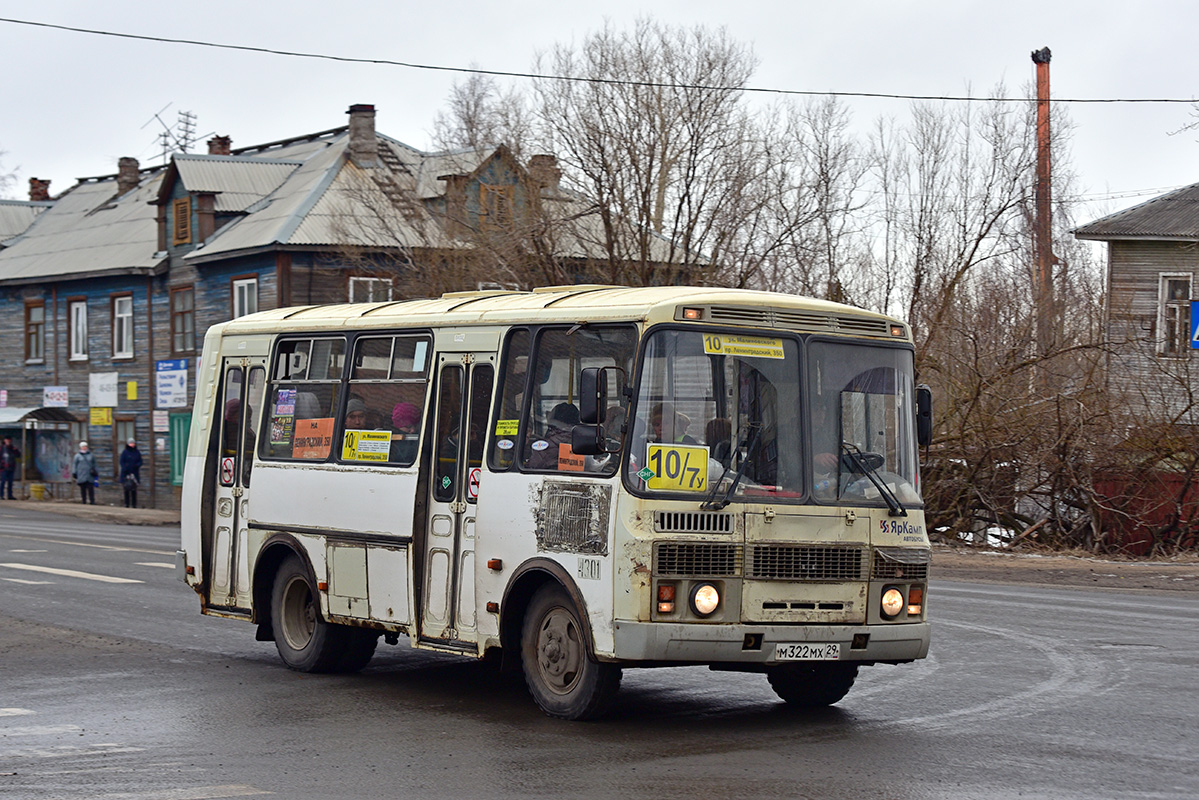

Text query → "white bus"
[178,285,932,720]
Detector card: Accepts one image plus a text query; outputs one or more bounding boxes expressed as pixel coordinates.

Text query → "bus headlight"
[690,583,721,617]
[881,587,905,619]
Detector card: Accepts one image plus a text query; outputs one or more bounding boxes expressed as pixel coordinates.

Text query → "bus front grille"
[654,542,742,577]
[654,511,733,534]
[872,547,931,581]
[747,544,867,581]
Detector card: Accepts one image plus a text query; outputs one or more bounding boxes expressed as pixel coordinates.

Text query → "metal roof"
[0,175,165,283]
[1074,183,1199,241]
[0,200,51,243]
[173,154,301,212]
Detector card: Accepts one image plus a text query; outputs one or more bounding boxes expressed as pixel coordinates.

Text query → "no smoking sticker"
[467,467,481,500]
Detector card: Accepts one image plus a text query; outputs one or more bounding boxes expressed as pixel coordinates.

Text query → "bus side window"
[342,335,431,467]
[489,329,531,471]
[519,325,637,476]
[260,337,345,462]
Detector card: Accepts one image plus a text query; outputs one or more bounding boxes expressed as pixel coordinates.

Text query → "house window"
[25,301,45,363]
[173,197,192,245]
[69,299,89,361]
[171,286,196,354]
[1158,274,1192,357]
[112,294,134,359]
[349,276,394,303]
[232,277,258,318]
[480,183,513,230]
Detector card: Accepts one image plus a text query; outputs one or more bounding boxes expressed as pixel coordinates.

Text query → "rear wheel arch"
[252,535,315,639]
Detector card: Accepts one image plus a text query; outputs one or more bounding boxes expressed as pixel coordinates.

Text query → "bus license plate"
[773,643,841,661]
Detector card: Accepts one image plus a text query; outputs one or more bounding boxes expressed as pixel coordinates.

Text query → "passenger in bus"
[390,401,421,463]
[344,398,367,430]
[526,402,579,470]
[674,412,698,445]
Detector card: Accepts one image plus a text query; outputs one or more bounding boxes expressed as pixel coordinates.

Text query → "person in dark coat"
[119,438,143,508]
[73,441,98,505]
[0,436,20,500]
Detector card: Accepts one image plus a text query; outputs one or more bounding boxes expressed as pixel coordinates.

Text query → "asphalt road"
[1,505,1196,799]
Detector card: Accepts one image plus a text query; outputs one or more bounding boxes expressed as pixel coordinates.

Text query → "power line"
[3,15,1199,106]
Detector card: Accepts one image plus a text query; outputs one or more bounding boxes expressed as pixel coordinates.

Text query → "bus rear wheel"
[521,584,621,720]
[271,554,347,673]
[766,662,859,707]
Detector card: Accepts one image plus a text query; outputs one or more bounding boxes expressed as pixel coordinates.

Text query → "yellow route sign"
[342,429,391,462]
[702,333,784,359]
[644,444,709,492]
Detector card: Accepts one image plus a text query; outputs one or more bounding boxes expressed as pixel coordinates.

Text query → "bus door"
[421,352,495,645]
[208,358,266,611]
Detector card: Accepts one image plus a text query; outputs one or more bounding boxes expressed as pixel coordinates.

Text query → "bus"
[177,285,932,720]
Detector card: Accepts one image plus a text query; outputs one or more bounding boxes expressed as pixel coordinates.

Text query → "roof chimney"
[527,155,562,195]
[347,104,378,167]
[207,135,232,156]
[28,178,51,202]
[116,157,140,195]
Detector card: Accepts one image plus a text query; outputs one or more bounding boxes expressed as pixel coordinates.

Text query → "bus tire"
[270,554,347,673]
[521,584,621,720]
[336,629,380,673]
[766,662,859,707]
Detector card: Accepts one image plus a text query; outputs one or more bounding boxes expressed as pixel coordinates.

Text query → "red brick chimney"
[347,104,378,167]
[207,135,232,156]
[28,178,51,202]
[116,157,140,195]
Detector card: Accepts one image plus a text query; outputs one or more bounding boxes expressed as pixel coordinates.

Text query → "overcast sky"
[3,1,1199,227]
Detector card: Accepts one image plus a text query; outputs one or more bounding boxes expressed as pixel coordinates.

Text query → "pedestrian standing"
[73,441,98,505]
[0,436,20,500]
[119,438,142,508]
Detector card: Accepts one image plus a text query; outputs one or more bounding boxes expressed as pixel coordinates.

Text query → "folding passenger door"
[420,352,495,646]
[207,358,266,611]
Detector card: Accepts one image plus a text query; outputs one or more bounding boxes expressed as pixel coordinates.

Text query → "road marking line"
[1,725,83,736]
[136,562,175,569]
[0,563,142,584]
[0,709,34,717]
[1,742,145,759]
[89,785,272,799]
[0,531,173,556]
[2,578,54,585]
[9,549,48,553]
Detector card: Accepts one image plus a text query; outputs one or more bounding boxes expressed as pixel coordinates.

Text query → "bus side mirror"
[916,384,933,447]
[579,368,608,425]
[571,424,603,455]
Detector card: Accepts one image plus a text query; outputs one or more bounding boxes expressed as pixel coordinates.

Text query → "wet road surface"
[1,505,1196,799]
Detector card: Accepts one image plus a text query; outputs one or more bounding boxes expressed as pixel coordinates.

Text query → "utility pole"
[1032,47,1056,364]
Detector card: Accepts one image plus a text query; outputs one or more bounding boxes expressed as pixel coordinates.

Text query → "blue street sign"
[1192,302,1199,349]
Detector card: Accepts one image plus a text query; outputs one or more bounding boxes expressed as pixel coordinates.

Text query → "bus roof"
[215,285,909,341]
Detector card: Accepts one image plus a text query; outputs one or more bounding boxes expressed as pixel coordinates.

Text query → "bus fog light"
[881,587,904,618]
[690,583,720,617]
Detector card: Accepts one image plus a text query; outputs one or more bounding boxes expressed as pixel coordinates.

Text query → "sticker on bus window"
[495,419,519,436]
[701,334,784,359]
[558,443,585,472]
[342,429,391,462]
[292,418,334,459]
[270,416,294,444]
[644,444,709,492]
[275,388,297,415]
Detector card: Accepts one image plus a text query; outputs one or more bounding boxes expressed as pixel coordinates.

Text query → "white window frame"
[232,277,258,319]
[69,299,89,361]
[113,295,134,359]
[1157,273,1192,357]
[349,276,394,303]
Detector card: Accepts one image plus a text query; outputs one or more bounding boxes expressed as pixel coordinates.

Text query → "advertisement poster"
[89,372,119,408]
[43,386,69,407]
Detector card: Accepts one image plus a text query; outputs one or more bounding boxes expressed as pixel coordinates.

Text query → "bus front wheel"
[271,554,347,673]
[766,662,859,707]
[520,584,621,720]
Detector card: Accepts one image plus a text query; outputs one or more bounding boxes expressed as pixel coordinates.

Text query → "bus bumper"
[610,620,930,664]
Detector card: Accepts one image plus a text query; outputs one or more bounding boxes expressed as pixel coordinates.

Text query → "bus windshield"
[629,329,922,508]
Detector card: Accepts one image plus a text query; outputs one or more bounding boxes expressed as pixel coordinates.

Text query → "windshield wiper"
[841,442,907,517]
[701,423,762,511]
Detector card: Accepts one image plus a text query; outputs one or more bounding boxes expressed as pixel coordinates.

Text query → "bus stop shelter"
[0,407,81,499]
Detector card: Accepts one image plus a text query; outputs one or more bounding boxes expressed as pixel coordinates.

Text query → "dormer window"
[173,196,192,245]
[479,183,513,230]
